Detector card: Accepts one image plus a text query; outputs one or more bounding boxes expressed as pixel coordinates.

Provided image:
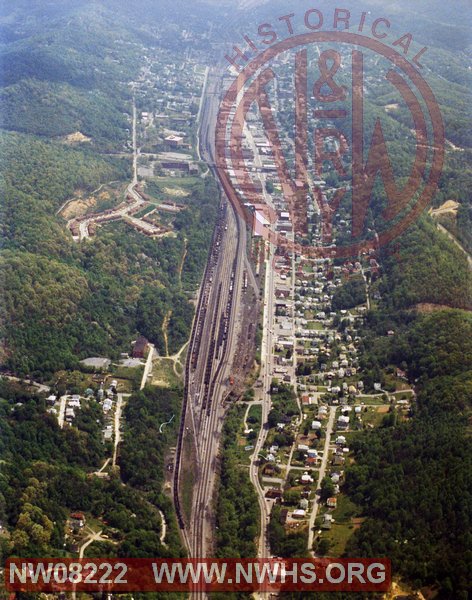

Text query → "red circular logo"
[216,31,445,258]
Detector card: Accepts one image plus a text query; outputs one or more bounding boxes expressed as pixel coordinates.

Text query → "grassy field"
[361,405,390,427]
[152,175,200,189]
[357,395,386,405]
[181,433,196,523]
[111,365,144,392]
[151,358,182,388]
[317,494,360,556]
[134,204,156,218]
[236,406,261,467]
[246,403,262,429]
[307,321,324,330]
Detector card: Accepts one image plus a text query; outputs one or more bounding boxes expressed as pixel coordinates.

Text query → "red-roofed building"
[327,497,337,509]
[132,336,149,359]
[70,512,85,528]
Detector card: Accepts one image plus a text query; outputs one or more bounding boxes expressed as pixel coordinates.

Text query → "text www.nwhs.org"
[7,558,391,592]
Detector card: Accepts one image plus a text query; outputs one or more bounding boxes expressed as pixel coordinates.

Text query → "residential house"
[321,513,333,529]
[70,513,85,528]
[299,498,309,510]
[301,472,314,484]
[327,497,337,509]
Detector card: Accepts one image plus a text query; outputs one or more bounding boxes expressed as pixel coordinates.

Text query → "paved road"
[196,66,210,161]
[140,344,155,390]
[307,406,336,553]
[132,98,138,185]
[113,393,130,467]
[2,375,50,394]
[94,458,110,476]
[58,395,67,429]
[360,261,371,310]
[79,529,104,559]
[76,98,143,241]
[249,241,276,558]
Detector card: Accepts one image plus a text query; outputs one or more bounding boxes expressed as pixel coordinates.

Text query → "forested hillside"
[378,219,472,311]
[215,405,259,558]
[0,2,220,583]
[0,5,142,148]
[0,2,219,586]
[0,2,218,378]
[0,380,185,561]
[315,24,472,582]
[340,226,472,598]
[0,132,129,257]
[0,0,470,597]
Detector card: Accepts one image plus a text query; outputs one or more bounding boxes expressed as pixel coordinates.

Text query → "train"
[173,199,243,531]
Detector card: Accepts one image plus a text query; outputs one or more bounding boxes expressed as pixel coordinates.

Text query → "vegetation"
[341,221,472,597]
[0,0,219,379]
[1,157,217,377]
[119,386,185,557]
[215,404,259,558]
[0,6,142,150]
[345,311,472,597]
[267,383,299,427]
[0,80,130,147]
[1,1,471,596]
[120,387,179,492]
[0,380,183,561]
[331,277,366,311]
[267,505,308,558]
[0,3,217,579]
[378,219,472,311]
[456,202,472,253]
[0,131,129,254]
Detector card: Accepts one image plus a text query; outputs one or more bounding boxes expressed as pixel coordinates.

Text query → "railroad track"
[173,203,227,531]
[173,68,249,594]
[191,202,243,561]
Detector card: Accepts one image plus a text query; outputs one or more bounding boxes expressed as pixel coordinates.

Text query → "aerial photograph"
[0,0,470,598]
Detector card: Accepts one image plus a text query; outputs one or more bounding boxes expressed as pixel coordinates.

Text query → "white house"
[301,472,314,484]
[337,415,350,430]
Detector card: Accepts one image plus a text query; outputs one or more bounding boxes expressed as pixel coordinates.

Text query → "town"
[0,3,470,598]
